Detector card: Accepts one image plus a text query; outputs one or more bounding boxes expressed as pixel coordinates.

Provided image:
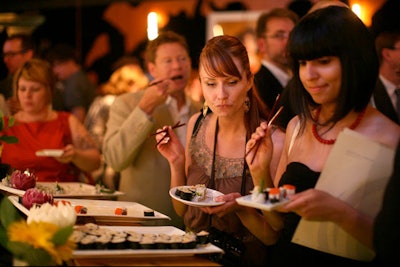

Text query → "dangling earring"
[202,101,209,117]
[244,97,250,113]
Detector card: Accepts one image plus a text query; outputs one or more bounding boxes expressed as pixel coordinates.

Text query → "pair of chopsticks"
[149,121,186,146]
[245,94,284,164]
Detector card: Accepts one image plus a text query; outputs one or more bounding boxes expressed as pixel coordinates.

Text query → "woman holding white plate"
[1,59,101,183]
[155,35,285,266]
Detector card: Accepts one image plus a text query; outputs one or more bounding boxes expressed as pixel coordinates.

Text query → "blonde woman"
[1,58,101,183]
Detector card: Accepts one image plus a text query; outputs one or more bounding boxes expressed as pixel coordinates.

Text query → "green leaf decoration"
[0,136,19,144]
[52,225,73,246]
[9,242,53,266]
[0,223,9,249]
[0,197,23,229]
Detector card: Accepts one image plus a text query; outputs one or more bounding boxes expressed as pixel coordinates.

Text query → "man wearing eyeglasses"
[254,8,298,126]
[0,33,35,113]
[372,30,400,125]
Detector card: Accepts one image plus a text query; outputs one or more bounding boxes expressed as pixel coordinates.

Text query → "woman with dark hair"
[155,35,285,266]
[245,6,400,266]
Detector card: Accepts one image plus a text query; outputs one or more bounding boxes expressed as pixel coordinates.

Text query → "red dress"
[1,112,82,182]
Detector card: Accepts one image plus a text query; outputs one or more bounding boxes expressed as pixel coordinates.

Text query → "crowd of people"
[1,1,400,266]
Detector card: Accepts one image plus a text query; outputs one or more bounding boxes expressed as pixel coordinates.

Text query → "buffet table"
[0,182,224,266]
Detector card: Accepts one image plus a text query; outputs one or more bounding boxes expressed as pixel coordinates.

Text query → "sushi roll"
[251,185,265,203]
[114,207,127,215]
[94,234,111,250]
[268,188,281,203]
[75,205,88,214]
[144,209,155,216]
[155,234,170,249]
[193,184,207,201]
[70,229,86,246]
[169,234,183,249]
[281,184,296,198]
[179,187,195,201]
[140,234,156,249]
[181,232,197,249]
[196,230,209,245]
[126,232,142,249]
[109,235,127,250]
[79,234,97,250]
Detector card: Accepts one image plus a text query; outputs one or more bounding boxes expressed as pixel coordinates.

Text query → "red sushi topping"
[74,205,87,214]
[115,207,127,215]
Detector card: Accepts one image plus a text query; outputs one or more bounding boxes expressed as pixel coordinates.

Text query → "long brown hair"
[199,35,271,139]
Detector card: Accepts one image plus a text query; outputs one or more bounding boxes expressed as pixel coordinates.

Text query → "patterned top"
[185,115,254,236]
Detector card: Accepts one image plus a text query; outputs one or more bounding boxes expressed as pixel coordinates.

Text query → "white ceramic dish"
[0,182,124,199]
[8,196,170,223]
[235,194,290,211]
[72,225,224,258]
[35,149,64,157]
[169,186,225,207]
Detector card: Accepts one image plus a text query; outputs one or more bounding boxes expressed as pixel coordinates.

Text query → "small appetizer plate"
[35,149,64,157]
[169,186,225,207]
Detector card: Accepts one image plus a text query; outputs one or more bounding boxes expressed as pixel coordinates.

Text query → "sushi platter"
[8,196,171,224]
[0,181,124,199]
[169,186,225,207]
[235,194,290,211]
[72,225,224,258]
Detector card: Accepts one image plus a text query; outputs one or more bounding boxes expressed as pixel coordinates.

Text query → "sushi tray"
[8,196,171,224]
[236,194,290,211]
[72,225,224,258]
[0,181,124,199]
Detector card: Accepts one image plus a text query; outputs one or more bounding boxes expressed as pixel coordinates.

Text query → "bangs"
[200,43,242,79]
[288,16,340,61]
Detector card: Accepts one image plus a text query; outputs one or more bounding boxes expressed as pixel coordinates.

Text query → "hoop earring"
[244,97,250,113]
[202,101,209,117]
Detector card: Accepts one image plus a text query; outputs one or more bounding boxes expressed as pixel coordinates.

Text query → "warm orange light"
[147,11,158,40]
[349,1,377,27]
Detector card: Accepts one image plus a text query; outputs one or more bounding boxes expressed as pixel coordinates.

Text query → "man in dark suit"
[254,8,298,111]
[372,30,400,125]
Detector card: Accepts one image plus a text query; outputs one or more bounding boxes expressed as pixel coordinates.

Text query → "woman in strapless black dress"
[243,6,400,266]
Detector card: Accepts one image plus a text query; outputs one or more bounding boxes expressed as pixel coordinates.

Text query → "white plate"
[235,194,290,211]
[72,225,224,258]
[169,186,225,207]
[35,149,64,157]
[8,196,171,223]
[0,182,124,199]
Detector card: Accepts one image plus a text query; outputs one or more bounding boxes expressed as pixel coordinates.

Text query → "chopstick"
[245,94,283,164]
[148,75,182,86]
[149,121,186,146]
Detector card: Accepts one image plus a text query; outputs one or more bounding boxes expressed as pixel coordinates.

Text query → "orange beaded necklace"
[312,108,366,145]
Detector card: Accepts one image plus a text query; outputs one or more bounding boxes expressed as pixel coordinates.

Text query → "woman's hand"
[155,126,185,164]
[277,189,344,222]
[200,192,242,217]
[54,144,74,164]
[245,122,274,187]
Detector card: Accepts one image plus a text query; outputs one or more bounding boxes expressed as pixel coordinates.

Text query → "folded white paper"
[292,128,395,261]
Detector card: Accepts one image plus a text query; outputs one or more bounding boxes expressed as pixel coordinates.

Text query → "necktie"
[395,88,400,121]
